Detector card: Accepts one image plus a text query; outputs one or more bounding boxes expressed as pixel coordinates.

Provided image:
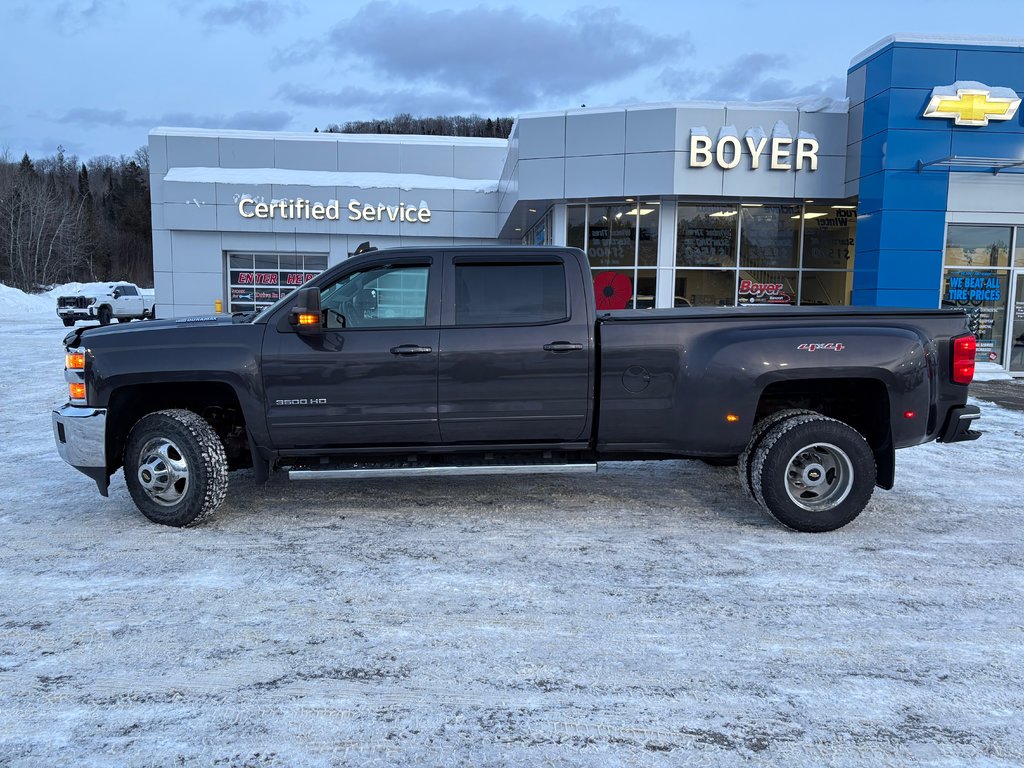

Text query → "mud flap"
[873,437,894,490]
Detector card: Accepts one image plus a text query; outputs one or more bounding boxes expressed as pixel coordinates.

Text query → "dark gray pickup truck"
[53,246,981,532]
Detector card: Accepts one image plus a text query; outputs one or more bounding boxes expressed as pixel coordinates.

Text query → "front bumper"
[52,405,109,495]
[57,308,96,321]
[937,404,982,443]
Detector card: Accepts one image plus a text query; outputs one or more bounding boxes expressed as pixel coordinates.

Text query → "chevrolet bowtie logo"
[923,83,1021,126]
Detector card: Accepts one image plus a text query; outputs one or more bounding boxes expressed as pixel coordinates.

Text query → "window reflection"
[944,225,1011,268]
[801,271,854,305]
[802,206,856,269]
[674,270,734,307]
[677,205,737,268]
[740,205,800,269]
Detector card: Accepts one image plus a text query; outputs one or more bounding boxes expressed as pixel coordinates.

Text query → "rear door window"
[453,263,567,326]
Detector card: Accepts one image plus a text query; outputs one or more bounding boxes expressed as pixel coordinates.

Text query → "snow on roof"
[150,127,508,148]
[165,166,499,193]
[930,81,1020,99]
[851,34,1024,67]
[517,96,848,118]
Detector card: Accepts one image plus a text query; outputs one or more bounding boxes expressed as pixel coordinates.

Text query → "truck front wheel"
[98,306,112,326]
[124,409,228,527]
[750,414,875,532]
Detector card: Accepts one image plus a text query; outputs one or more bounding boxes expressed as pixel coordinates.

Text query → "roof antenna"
[353,241,377,256]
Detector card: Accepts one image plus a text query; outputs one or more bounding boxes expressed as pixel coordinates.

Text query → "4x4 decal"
[797,342,845,352]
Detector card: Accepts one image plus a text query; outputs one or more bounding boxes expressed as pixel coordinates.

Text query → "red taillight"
[952,335,976,385]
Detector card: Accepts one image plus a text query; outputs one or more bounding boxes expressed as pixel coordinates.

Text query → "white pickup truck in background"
[56,282,156,326]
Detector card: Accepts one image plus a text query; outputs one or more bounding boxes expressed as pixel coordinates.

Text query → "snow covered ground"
[0,303,1022,766]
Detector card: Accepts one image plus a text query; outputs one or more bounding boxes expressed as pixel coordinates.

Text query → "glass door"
[1009,272,1024,373]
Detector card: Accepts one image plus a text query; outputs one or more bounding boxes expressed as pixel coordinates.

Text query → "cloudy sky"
[2,0,1022,160]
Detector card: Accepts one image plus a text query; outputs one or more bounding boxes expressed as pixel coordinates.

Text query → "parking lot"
[1,314,1022,766]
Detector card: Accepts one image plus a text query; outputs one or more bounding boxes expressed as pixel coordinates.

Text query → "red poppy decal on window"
[593,271,633,310]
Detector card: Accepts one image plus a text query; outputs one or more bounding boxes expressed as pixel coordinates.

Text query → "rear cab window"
[451,260,568,326]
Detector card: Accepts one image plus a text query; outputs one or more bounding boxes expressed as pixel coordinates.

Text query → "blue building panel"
[885,89,944,130]
[876,250,945,290]
[861,90,891,141]
[878,210,947,252]
[879,170,950,212]
[855,171,884,215]
[855,132,887,179]
[854,210,881,251]
[950,130,1024,158]
[883,130,953,171]
[955,49,1024,92]
[864,48,894,102]
[847,64,867,107]
[869,288,942,308]
[890,45,958,89]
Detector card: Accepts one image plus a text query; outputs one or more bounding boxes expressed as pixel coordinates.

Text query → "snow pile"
[0,284,55,318]
[166,167,500,194]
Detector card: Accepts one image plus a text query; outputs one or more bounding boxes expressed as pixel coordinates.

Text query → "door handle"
[543,341,584,352]
[390,344,433,355]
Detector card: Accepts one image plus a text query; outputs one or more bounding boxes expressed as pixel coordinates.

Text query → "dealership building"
[149,34,1024,374]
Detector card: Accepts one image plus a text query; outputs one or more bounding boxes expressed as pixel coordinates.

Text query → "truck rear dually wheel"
[124,409,228,527]
[750,413,875,532]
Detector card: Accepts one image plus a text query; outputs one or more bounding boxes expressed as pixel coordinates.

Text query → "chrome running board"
[288,463,598,481]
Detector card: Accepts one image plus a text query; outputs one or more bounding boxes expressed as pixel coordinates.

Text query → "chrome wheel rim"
[784,442,854,512]
[137,437,189,506]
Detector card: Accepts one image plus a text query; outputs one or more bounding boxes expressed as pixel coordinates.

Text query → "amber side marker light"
[66,352,85,370]
[296,313,320,326]
[69,382,86,401]
[726,413,740,423]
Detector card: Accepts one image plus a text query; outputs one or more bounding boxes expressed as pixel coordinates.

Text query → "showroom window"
[796,205,856,306]
[942,225,1012,365]
[566,201,659,309]
[674,202,857,307]
[569,200,856,309]
[522,208,553,246]
[226,252,329,313]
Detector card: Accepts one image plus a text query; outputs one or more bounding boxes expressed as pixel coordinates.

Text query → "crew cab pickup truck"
[52,247,981,532]
[56,282,156,326]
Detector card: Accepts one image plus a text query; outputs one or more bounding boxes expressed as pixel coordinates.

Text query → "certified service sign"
[922,81,1021,127]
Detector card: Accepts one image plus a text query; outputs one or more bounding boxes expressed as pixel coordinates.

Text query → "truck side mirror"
[112,289,121,299]
[289,287,323,335]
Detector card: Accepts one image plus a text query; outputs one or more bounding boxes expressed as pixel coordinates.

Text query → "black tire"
[738,409,817,502]
[750,414,876,533]
[62,318,74,327]
[98,305,112,326]
[123,409,228,527]
[118,317,131,323]
[700,456,738,467]
[147,305,156,320]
